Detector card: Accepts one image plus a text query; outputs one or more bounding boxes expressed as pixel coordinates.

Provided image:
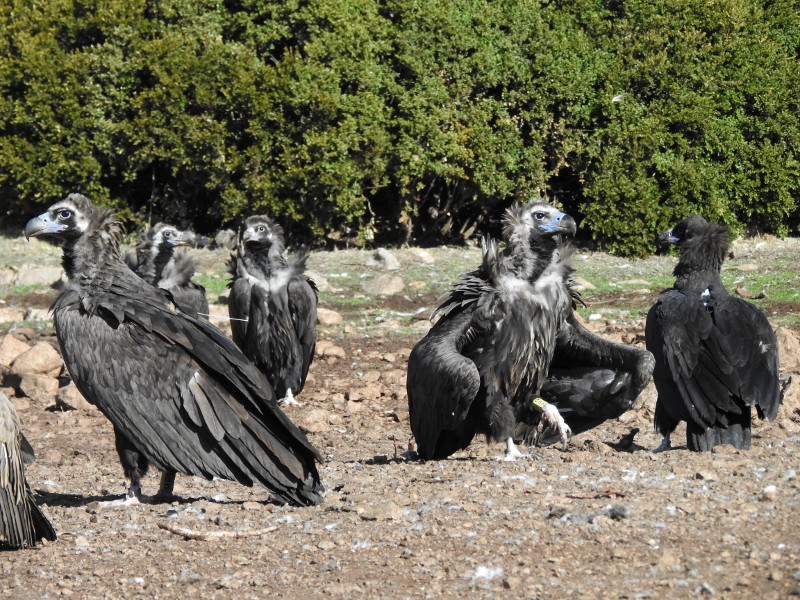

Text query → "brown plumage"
[25,194,323,506]
[0,390,57,548]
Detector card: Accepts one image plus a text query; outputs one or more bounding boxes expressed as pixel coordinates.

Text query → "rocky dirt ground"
[1,234,799,599]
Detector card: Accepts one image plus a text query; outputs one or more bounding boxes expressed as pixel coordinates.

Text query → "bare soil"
[2,241,800,600]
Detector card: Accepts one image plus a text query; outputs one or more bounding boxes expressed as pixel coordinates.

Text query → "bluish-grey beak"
[659,228,679,245]
[24,212,66,241]
[541,211,577,236]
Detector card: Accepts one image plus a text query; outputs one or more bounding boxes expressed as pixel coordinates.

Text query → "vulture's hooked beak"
[242,227,271,244]
[658,228,680,247]
[541,212,577,237]
[24,212,66,241]
[167,231,192,247]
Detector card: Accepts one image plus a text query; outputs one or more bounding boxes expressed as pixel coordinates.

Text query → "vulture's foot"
[536,404,572,451]
[99,485,150,507]
[499,437,539,461]
[652,437,672,453]
[279,388,303,407]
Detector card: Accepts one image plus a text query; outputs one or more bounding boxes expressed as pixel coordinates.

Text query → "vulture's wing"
[287,273,318,391]
[0,392,57,548]
[646,290,780,430]
[52,284,323,506]
[543,310,654,426]
[407,310,482,459]
[227,255,253,349]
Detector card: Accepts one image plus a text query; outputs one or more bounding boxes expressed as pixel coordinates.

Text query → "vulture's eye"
[58,209,72,219]
[164,231,172,237]
[258,226,266,232]
[534,211,546,220]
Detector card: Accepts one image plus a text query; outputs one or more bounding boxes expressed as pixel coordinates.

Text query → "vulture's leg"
[279,387,303,407]
[533,400,572,451]
[153,470,180,502]
[652,435,672,453]
[652,396,678,453]
[100,428,151,506]
[502,437,530,461]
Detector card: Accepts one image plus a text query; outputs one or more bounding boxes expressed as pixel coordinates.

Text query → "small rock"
[299,409,334,433]
[761,485,777,501]
[15,266,63,286]
[56,383,96,411]
[214,229,237,250]
[363,274,405,296]
[359,501,403,521]
[317,308,343,326]
[18,373,60,404]
[571,277,596,290]
[0,335,31,368]
[316,342,346,359]
[695,470,717,482]
[0,266,17,286]
[11,342,62,376]
[381,369,406,386]
[409,248,435,264]
[366,248,401,270]
[0,307,27,325]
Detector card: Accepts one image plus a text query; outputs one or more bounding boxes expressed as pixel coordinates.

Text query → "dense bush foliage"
[0,0,797,254]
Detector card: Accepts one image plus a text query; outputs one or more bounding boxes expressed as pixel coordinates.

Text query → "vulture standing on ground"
[227,215,318,407]
[25,194,324,506]
[646,215,781,451]
[124,223,209,318]
[0,390,57,548]
[407,200,655,460]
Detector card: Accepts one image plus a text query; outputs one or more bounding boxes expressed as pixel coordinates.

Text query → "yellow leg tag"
[531,397,548,412]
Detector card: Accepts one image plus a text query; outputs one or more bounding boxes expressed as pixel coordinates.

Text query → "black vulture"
[25,194,324,506]
[407,200,655,460]
[124,223,209,318]
[227,215,318,407]
[0,390,57,548]
[646,214,781,451]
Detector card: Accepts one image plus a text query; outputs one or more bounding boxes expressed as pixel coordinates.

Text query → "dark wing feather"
[646,290,780,435]
[52,284,323,506]
[158,253,209,317]
[286,273,318,393]
[541,310,654,431]
[0,392,57,548]
[227,255,252,349]
[407,310,483,459]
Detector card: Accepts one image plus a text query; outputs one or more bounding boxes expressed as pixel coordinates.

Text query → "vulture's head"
[150,223,193,249]
[504,201,576,251]
[659,214,730,270]
[25,193,117,246]
[240,215,285,251]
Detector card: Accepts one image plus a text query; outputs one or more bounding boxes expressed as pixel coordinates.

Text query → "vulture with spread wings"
[227,216,318,407]
[407,201,654,460]
[124,223,209,318]
[646,215,781,451]
[0,390,57,548]
[25,194,323,506]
